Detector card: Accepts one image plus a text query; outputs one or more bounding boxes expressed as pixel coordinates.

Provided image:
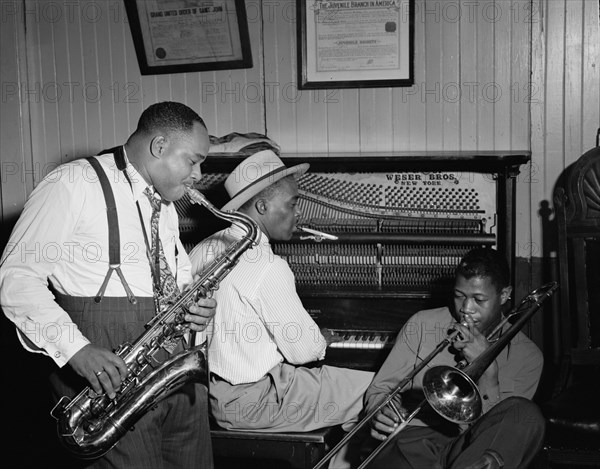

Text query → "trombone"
[313,281,558,469]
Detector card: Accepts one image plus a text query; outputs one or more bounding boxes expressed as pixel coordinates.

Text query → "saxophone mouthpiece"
[185,186,207,204]
[298,226,338,242]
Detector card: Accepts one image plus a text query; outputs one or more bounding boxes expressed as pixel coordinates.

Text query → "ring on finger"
[95,370,104,377]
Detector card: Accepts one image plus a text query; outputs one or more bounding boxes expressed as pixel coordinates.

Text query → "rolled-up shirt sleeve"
[257,257,327,364]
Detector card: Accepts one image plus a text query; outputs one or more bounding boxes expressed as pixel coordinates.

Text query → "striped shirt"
[189,224,327,385]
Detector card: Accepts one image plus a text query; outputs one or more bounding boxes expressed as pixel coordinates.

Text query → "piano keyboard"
[329,330,396,350]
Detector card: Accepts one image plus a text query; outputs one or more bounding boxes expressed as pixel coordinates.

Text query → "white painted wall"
[1,0,599,260]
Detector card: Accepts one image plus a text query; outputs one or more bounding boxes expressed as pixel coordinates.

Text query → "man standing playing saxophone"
[364,248,545,469]
[1,102,216,468]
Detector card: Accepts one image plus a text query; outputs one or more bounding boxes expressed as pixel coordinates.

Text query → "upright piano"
[177,152,530,371]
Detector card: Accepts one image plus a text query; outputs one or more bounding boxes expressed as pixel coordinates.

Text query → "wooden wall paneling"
[326,89,360,153]
[169,74,188,111]
[405,0,427,150]
[225,66,263,135]
[51,6,75,164]
[544,0,566,200]
[264,0,297,150]
[61,3,89,160]
[11,0,598,266]
[154,74,175,105]
[423,0,444,150]
[0,0,32,221]
[527,0,600,254]
[510,0,531,151]
[25,0,59,180]
[441,3,460,151]
[519,0,545,352]
[390,73,411,152]
[529,0,547,251]
[184,72,203,125]
[376,88,395,152]
[119,0,145,138]
[261,0,282,145]
[295,90,329,153]
[294,34,330,155]
[476,0,496,150]
[227,3,265,135]
[565,0,584,165]
[212,70,237,137]
[290,2,331,153]
[185,70,234,134]
[220,70,243,134]
[242,1,266,133]
[79,1,102,155]
[292,0,334,153]
[582,0,600,154]
[96,2,118,152]
[185,72,206,126]
[459,0,479,150]
[390,0,415,153]
[508,1,533,256]
[139,75,159,118]
[494,0,513,150]
[359,88,394,152]
[390,89,411,152]
[109,0,136,146]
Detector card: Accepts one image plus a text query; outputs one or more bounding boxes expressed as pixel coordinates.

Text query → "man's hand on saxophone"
[67,295,216,400]
[68,344,128,400]
[184,296,217,332]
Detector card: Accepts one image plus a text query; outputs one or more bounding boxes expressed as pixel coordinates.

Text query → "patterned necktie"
[144,187,180,312]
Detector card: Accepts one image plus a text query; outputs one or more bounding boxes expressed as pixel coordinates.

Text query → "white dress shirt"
[0,151,192,367]
[189,224,327,385]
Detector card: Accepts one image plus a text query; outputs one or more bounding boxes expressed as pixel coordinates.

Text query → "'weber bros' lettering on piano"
[176,152,530,371]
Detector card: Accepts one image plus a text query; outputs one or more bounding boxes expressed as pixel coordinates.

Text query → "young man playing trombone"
[363,247,545,469]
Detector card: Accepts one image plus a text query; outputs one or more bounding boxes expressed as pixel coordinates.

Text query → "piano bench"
[210,423,343,469]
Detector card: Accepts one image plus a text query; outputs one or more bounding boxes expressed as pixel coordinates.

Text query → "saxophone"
[51,187,259,459]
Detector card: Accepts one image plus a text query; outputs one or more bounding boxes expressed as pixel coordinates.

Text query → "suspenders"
[87,148,137,304]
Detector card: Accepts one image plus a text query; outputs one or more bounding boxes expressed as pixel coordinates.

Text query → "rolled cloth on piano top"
[209,132,281,155]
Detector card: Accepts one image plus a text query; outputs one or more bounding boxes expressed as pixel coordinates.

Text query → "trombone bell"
[422,365,482,424]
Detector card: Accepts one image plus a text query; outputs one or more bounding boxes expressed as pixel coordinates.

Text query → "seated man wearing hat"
[189,150,374,437]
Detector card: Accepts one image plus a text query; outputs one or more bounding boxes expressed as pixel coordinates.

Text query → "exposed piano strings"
[176,163,514,371]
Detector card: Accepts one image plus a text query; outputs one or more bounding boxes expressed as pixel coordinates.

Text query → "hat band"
[229,165,290,201]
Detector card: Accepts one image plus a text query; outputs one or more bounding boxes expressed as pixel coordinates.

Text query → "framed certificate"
[125,0,252,75]
[297,0,414,89]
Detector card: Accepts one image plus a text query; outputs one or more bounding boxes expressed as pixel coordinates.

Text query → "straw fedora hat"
[222,150,309,211]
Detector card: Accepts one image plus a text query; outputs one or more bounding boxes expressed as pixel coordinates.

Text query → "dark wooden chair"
[539,136,600,467]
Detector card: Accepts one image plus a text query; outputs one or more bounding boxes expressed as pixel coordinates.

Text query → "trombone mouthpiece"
[298,227,338,241]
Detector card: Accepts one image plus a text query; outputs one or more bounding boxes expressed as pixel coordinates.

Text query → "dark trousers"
[369,397,545,469]
[50,293,213,469]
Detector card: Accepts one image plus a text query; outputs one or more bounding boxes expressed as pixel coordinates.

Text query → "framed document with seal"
[125,0,252,75]
[297,0,414,89]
